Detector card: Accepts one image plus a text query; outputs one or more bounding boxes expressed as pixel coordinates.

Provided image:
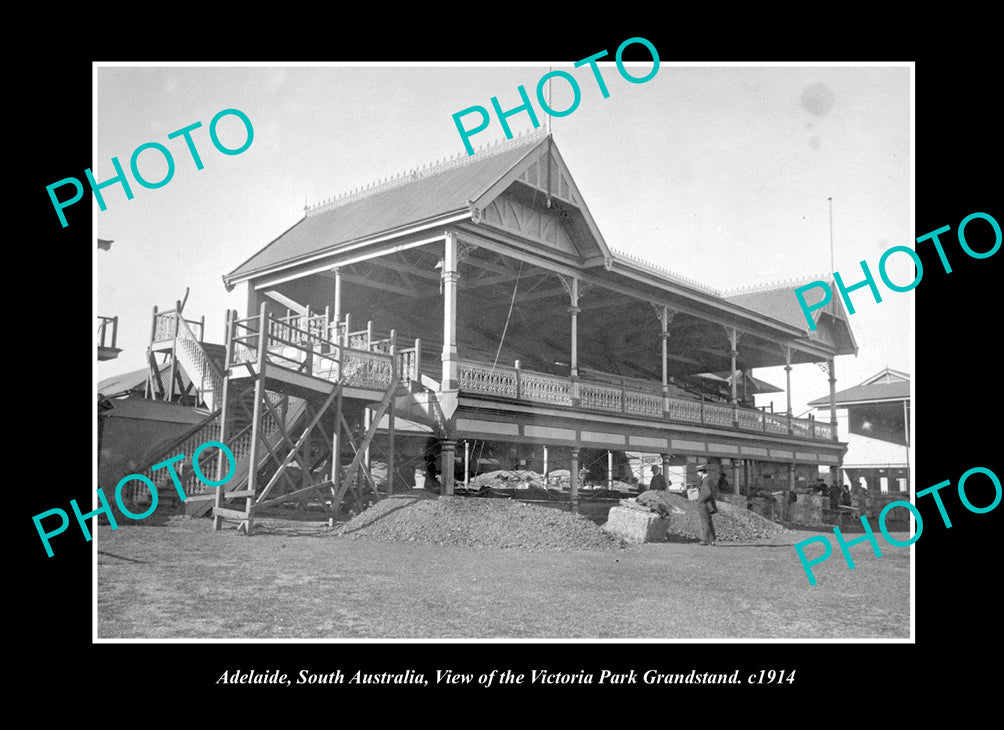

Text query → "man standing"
[697,463,718,546]
[649,464,669,491]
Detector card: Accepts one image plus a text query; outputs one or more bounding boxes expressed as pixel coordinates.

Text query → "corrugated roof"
[725,280,843,331]
[98,367,157,396]
[227,134,548,281]
[808,379,910,406]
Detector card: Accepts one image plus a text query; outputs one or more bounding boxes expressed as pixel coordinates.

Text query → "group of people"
[815,478,851,510]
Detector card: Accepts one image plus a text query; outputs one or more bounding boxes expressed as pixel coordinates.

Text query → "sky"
[94,63,912,418]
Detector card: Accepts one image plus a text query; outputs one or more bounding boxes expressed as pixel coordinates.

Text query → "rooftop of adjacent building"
[808,367,910,407]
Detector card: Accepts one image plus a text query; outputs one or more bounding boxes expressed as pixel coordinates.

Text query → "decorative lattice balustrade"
[455,359,835,442]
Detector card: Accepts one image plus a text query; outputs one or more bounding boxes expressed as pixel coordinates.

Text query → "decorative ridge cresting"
[305,128,550,217]
[609,248,723,297]
[722,275,832,297]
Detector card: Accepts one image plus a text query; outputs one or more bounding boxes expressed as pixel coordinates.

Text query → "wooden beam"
[340,272,420,298]
[256,386,340,505]
[213,507,250,520]
[330,384,397,508]
[262,290,308,315]
[257,480,333,509]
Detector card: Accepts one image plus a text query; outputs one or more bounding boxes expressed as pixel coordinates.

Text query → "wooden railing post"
[111,316,118,348]
[621,378,627,413]
[514,360,522,399]
[414,338,422,383]
[150,305,159,342]
[388,330,397,494]
[700,396,705,425]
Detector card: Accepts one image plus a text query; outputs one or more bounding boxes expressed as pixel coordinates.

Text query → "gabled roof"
[227,130,611,283]
[725,279,858,354]
[808,370,911,407]
[861,367,910,385]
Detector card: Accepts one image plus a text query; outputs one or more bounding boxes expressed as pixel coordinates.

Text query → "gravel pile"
[662,492,788,542]
[337,494,621,551]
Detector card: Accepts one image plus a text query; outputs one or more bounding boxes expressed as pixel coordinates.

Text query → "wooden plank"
[257,481,333,509]
[260,394,314,478]
[184,494,215,503]
[213,507,250,520]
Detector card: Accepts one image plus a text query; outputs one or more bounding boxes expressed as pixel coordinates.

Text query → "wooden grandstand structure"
[119,129,856,534]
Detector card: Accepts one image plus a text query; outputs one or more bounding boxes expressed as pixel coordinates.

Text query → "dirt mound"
[337,495,622,551]
[662,492,788,542]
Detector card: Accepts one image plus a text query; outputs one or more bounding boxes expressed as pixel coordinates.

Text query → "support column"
[569,447,580,513]
[333,266,343,337]
[729,327,739,421]
[784,346,793,415]
[213,309,235,531]
[387,330,397,496]
[661,453,671,481]
[363,407,373,495]
[651,305,677,417]
[607,450,613,488]
[167,299,181,402]
[441,232,459,390]
[329,387,343,526]
[464,439,470,486]
[733,460,741,495]
[242,301,269,535]
[560,275,581,405]
[786,463,796,522]
[543,445,549,484]
[387,407,395,496]
[828,358,838,441]
[441,439,456,496]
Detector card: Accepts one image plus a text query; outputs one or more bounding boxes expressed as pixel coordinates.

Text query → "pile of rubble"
[336,494,621,551]
[660,492,789,542]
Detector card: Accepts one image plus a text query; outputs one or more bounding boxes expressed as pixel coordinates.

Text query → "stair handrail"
[175,315,225,406]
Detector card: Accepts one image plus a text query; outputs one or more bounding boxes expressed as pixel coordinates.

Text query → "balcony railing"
[226,310,421,392]
[150,305,205,344]
[456,358,837,443]
[97,316,118,349]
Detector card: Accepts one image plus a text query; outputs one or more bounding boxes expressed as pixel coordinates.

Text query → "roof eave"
[224,209,472,288]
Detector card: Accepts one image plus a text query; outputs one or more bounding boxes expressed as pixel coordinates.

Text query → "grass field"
[96,515,911,639]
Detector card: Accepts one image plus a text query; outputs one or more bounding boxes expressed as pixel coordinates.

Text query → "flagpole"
[546,66,552,135]
[828,196,834,275]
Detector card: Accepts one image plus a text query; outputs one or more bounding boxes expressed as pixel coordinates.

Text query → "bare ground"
[96,509,910,640]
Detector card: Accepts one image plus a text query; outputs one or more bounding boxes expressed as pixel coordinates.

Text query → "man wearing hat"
[696,463,718,546]
[649,464,669,491]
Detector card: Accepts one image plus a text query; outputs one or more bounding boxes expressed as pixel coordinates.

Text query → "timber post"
[440,439,456,496]
[784,346,793,416]
[569,447,580,513]
[828,358,838,441]
[388,329,397,495]
[242,301,269,535]
[213,308,236,531]
[441,231,459,390]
